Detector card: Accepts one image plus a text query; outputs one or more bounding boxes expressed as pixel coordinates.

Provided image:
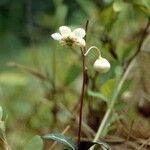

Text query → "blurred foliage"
[0,0,150,149]
[23,135,43,150]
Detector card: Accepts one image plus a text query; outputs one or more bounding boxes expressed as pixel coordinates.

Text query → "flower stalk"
[84,46,100,56]
[77,48,86,149]
[77,20,89,149]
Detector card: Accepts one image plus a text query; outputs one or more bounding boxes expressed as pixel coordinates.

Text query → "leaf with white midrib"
[42,133,77,150]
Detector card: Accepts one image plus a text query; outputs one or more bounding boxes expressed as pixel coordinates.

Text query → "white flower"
[93,56,111,73]
[51,26,86,47]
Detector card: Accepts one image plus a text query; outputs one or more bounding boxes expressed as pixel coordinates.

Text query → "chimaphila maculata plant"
[51,25,111,149]
[51,26,110,72]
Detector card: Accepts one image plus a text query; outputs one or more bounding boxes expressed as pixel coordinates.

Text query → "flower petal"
[93,57,110,73]
[73,28,86,38]
[51,33,62,41]
[59,26,71,36]
[76,38,86,47]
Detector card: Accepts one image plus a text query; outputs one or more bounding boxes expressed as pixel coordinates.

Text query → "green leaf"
[100,79,116,100]
[64,65,80,85]
[23,135,43,150]
[42,133,77,150]
[88,90,108,103]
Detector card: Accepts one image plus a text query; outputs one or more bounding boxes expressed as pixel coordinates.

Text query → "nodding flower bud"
[93,56,110,73]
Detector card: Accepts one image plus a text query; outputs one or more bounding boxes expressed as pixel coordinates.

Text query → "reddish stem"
[77,48,86,149]
[77,20,89,149]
